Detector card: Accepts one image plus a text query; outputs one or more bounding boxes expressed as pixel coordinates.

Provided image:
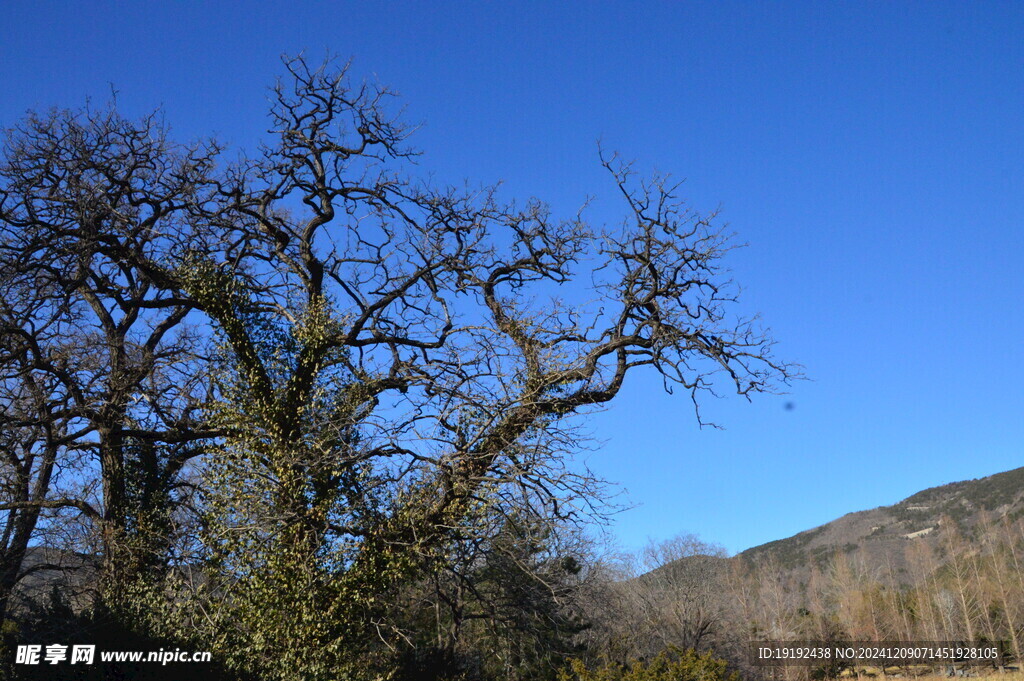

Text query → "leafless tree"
[0,104,220,604]
[1,55,796,677]
[582,534,730,663]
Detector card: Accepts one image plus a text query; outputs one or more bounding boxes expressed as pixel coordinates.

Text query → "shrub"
[557,648,741,681]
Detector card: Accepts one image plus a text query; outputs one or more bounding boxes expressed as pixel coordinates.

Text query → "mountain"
[735,466,1024,579]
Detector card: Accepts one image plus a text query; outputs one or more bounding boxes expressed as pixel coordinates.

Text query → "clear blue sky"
[3,1,1022,555]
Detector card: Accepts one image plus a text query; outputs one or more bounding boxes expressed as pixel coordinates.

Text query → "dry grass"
[901,671,1019,675]
[847,672,1024,681]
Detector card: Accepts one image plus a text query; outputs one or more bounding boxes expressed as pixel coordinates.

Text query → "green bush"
[557,648,740,681]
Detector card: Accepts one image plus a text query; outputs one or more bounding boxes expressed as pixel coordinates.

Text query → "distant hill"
[735,466,1024,581]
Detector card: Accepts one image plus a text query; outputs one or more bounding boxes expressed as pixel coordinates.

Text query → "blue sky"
[3,1,1022,554]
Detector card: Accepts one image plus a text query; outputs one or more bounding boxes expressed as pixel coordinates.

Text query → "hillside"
[736,466,1024,578]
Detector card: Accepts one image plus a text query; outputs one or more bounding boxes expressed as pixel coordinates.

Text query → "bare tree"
[0,105,220,606]
[1,55,796,679]
[0,232,105,622]
[0,321,76,622]
[939,517,981,642]
[635,535,731,653]
[167,56,795,677]
[578,534,730,666]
